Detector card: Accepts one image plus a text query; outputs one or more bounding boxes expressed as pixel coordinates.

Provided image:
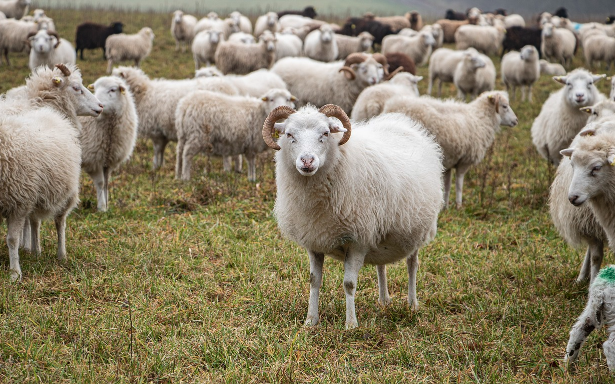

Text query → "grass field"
[1,7,615,383]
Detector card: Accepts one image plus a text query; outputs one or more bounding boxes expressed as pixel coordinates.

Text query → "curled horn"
[343,52,368,67]
[46,30,61,48]
[262,106,296,150]
[26,31,37,39]
[318,104,351,146]
[338,67,356,80]
[372,53,389,76]
[384,66,403,80]
[55,63,71,77]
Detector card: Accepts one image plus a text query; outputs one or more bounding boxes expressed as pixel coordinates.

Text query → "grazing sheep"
[540,59,566,75]
[500,26,542,59]
[262,105,443,328]
[338,17,394,47]
[75,22,123,60]
[541,23,577,67]
[254,12,279,37]
[274,30,302,60]
[383,91,518,208]
[407,11,423,31]
[455,24,505,55]
[504,14,525,28]
[192,29,224,70]
[0,64,103,281]
[584,34,615,70]
[105,27,155,73]
[427,47,477,96]
[381,31,435,66]
[214,31,276,75]
[278,6,317,19]
[385,52,416,75]
[0,19,37,65]
[175,88,295,181]
[0,0,30,19]
[271,53,387,114]
[435,19,469,43]
[531,69,606,165]
[351,72,422,121]
[28,29,76,71]
[335,31,373,59]
[501,45,540,101]
[171,10,197,52]
[80,76,138,212]
[303,25,338,62]
[229,11,252,34]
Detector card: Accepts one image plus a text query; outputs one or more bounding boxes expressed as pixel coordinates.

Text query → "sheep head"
[485,92,518,127]
[339,53,384,85]
[29,29,60,52]
[88,76,129,115]
[553,69,606,107]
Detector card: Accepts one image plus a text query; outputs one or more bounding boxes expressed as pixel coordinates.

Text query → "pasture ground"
[1,8,614,383]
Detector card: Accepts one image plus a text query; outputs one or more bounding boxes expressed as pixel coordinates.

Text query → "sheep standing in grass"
[192,29,224,70]
[453,51,495,100]
[171,10,197,52]
[584,35,615,70]
[428,47,477,96]
[531,69,606,166]
[0,0,30,19]
[254,12,279,37]
[75,22,124,60]
[501,45,540,102]
[175,88,296,181]
[28,29,76,71]
[541,23,576,67]
[351,72,422,121]
[383,91,518,208]
[262,105,443,328]
[214,31,277,75]
[0,19,37,65]
[105,27,155,73]
[539,59,566,76]
[274,29,302,61]
[381,31,435,66]
[79,76,138,212]
[303,25,338,62]
[0,64,102,281]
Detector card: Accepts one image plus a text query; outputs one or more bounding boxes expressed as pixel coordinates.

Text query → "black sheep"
[445,9,467,20]
[606,16,615,25]
[384,52,416,76]
[501,26,542,59]
[277,6,317,19]
[75,21,123,60]
[555,7,568,19]
[339,17,394,48]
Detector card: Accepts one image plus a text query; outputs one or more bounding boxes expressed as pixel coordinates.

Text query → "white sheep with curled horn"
[262,103,443,329]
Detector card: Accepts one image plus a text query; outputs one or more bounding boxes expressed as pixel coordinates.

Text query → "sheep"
[271,53,387,114]
[222,69,287,98]
[303,24,338,62]
[540,59,566,75]
[0,19,37,65]
[423,23,444,48]
[111,66,239,169]
[175,88,295,181]
[229,11,252,34]
[384,52,416,75]
[541,23,576,67]
[274,30,302,60]
[28,29,76,71]
[278,15,324,31]
[79,76,138,212]
[261,104,443,329]
[171,10,197,52]
[105,27,155,74]
[0,0,30,20]
[364,13,410,32]
[453,50,495,100]
[381,31,435,67]
[194,66,223,78]
[227,32,255,45]
[278,6,317,19]
[435,19,468,43]
[407,11,423,31]
[0,64,103,281]
[214,31,276,75]
[338,17,394,47]
[501,45,541,102]
[254,12,279,37]
[335,31,373,59]
[191,29,224,70]
[504,14,525,28]
[428,47,477,96]
[75,22,123,60]
[500,26,542,59]
[455,24,505,55]
[531,70,606,166]
[383,91,518,208]
[584,34,615,70]
[351,72,422,121]
[564,265,615,371]
[445,10,466,21]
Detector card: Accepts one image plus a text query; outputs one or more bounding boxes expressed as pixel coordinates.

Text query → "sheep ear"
[52,77,63,86]
[274,122,286,133]
[328,117,347,133]
[488,94,500,113]
[560,148,574,158]
[608,151,615,166]
[119,85,126,94]
[87,84,94,91]
[579,127,596,137]
[580,107,593,114]
[416,76,423,82]
[553,76,568,84]
[592,74,607,83]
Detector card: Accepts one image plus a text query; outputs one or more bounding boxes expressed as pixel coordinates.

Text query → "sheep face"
[259,32,277,51]
[230,11,241,24]
[488,93,518,127]
[320,26,334,43]
[88,77,127,115]
[30,30,56,54]
[462,51,485,70]
[141,27,155,41]
[420,31,436,47]
[542,23,554,37]
[67,78,103,117]
[33,9,45,21]
[358,32,374,50]
[349,57,385,86]
[207,12,219,20]
[173,10,183,23]
[111,22,124,34]
[266,12,278,27]
[209,30,222,44]
[554,71,606,108]
[520,45,538,61]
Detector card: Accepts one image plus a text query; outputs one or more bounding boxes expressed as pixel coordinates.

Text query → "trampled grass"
[1,7,615,383]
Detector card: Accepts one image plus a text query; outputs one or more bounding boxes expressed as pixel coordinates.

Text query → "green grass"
[1,7,615,383]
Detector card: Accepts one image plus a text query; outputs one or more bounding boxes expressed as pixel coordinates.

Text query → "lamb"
[435,19,469,43]
[271,53,388,114]
[111,66,239,169]
[175,88,296,181]
[227,32,255,45]
[0,64,103,281]
[501,45,540,101]
[455,24,505,55]
[75,22,123,60]
[500,26,541,59]
[214,31,276,75]
[407,11,423,31]
[192,29,224,70]
[254,12,279,37]
[584,34,615,70]
[541,23,576,67]
[274,30,302,60]
[262,104,443,328]
[229,11,252,34]
[303,24,338,62]
[428,47,478,96]
[383,91,518,208]
[277,6,317,19]
[105,27,155,73]
[335,31,373,59]
[540,59,566,75]
[351,72,422,121]
[384,52,416,75]
[0,0,30,20]
[28,29,76,71]
[453,50,495,100]
[0,19,37,65]
[171,10,197,52]
[79,76,138,212]
[381,31,435,67]
[531,69,606,166]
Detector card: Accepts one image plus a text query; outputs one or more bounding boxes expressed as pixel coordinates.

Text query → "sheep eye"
[591,165,602,176]
[323,132,329,137]
[286,133,294,139]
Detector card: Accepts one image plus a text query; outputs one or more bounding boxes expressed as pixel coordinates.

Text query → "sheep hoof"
[57,252,66,261]
[378,297,391,306]
[345,320,358,330]
[304,317,319,327]
[409,299,419,311]
[9,270,21,282]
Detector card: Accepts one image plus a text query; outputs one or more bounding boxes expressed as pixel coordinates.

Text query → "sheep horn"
[372,53,389,75]
[338,67,356,80]
[47,30,60,40]
[55,63,71,77]
[262,106,296,150]
[26,31,37,39]
[384,66,403,81]
[318,104,351,146]
[343,52,368,67]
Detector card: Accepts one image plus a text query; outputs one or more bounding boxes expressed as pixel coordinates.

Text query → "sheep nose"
[569,195,580,206]
[575,93,585,101]
[301,156,314,167]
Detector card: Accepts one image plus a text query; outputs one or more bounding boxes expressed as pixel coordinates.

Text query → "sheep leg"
[30,218,41,256]
[527,85,533,102]
[437,79,443,97]
[427,76,433,95]
[376,265,391,306]
[106,59,113,74]
[406,250,419,311]
[589,239,604,283]
[305,250,324,327]
[246,155,256,182]
[103,166,111,212]
[442,168,452,209]
[175,139,185,179]
[7,215,25,281]
[234,155,243,173]
[152,137,169,169]
[565,293,604,365]
[343,246,366,329]
[577,247,592,283]
[223,156,232,172]
[20,217,31,252]
[604,332,615,371]
[90,168,107,212]
[135,59,141,68]
[455,163,471,209]
[55,214,68,260]
[181,142,200,181]
[3,48,10,66]
[194,55,200,71]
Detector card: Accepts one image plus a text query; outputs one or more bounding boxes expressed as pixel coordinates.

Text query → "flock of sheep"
[3,1,615,372]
